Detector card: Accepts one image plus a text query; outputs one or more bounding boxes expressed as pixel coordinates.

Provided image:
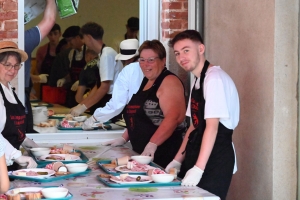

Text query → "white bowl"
[41,187,68,199]
[65,163,88,173]
[30,148,51,157]
[131,155,153,164]
[73,116,87,122]
[151,174,174,183]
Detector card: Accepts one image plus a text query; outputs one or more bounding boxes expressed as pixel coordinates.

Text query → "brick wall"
[161,0,190,105]
[161,0,188,41]
[0,0,18,42]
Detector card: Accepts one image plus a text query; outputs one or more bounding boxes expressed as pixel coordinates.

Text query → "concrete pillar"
[205,0,298,199]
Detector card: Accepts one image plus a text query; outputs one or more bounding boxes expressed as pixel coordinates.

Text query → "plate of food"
[12,169,55,178]
[49,114,67,119]
[110,174,152,184]
[39,154,81,161]
[5,187,43,199]
[115,161,155,174]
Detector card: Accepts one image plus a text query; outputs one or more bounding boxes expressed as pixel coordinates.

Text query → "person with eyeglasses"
[0,41,38,171]
[100,40,187,168]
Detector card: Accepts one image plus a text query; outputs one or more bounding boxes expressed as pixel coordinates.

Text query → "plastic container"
[42,86,66,104]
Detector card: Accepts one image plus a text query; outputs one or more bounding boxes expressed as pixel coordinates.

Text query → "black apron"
[88,45,114,116]
[40,44,56,99]
[0,84,26,171]
[124,68,184,168]
[65,45,87,108]
[178,61,234,200]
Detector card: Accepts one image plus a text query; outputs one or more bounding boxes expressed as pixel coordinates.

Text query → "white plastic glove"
[101,137,127,147]
[82,115,97,130]
[71,80,79,91]
[38,74,49,83]
[57,78,66,87]
[165,159,182,173]
[70,104,87,117]
[14,156,37,168]
[21,137,38,152]
[141,142,157,158]
[181,165,204,187]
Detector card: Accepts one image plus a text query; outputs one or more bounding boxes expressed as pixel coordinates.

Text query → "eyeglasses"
[0,62,22,71]
[138,57,159,64]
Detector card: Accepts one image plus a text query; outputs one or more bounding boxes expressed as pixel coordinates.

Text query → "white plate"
[39,154,81,161]
[6,187,42,199]
[115,165,155,173]
[110,175,152,184]
[12,169,55,178]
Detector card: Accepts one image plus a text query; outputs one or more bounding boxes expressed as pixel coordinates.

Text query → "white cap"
[115,39,139,61]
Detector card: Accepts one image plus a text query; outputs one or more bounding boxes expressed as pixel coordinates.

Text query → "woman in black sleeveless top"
[104,40,187,168]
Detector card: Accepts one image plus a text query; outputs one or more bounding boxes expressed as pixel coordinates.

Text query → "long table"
[11,142,220,199]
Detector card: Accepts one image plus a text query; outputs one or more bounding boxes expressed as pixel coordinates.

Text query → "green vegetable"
[37,172,48,175]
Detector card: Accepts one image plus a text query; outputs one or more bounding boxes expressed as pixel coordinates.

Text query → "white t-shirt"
[186,66,239,173]
[186,66,240,129]
[0,83,22,165]
[94,62,144,122]
[98,47,123,94]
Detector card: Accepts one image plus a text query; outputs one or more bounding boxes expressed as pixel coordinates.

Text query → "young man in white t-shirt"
[70,22,123,116]
[166,30,240,200]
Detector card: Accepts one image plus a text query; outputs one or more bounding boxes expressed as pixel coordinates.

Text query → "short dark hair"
[81,22,104,40]
[127,17,139,31]
[138,40,166,59]
[62,26,81,38]
[168,30,204,48]
[51,23,61,32]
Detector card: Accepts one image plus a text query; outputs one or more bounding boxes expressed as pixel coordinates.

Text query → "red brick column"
[161,0,190,104]
[161,0,188,41]
[0,0,18,41]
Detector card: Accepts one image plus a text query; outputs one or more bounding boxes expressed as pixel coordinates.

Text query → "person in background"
[35,23,61,77]
[166,30,240,200]
[0,41,38,171]
[82,38,140,128]
[99,40,186,168]
[114,17,139,52]
[69,22,122,116]
[24,0,57,133]
[74,48,99,103]
[125,17,139,39]
[0,136,9,193]
[56,26,87,108]
[47,38,72,87]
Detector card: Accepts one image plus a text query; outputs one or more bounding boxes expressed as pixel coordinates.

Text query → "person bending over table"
[0,41,38,171]
[101,40,187,168]
[81,38,140,126]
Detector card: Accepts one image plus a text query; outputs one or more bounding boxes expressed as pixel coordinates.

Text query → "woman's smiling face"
[0,56,20,87]
[139,49,166,81]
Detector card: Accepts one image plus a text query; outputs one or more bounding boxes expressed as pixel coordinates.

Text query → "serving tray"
[30,150,89,164]
[97,174,181,188]
[9,168,91,183]
[57,123,112,130]
[97,160,163,175]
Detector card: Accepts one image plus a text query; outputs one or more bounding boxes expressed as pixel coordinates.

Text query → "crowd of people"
[0,1,240,200]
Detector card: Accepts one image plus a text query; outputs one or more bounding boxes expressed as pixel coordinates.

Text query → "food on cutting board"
[60,119,83,128]
[16,170,48,176]
[35,119,56,127]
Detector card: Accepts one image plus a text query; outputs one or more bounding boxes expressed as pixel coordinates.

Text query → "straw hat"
[115,39,139,61]
[0,41,28,62]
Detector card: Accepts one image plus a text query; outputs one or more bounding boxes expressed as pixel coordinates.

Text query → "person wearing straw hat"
[82,39,141,129]
[0,41,38,171]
